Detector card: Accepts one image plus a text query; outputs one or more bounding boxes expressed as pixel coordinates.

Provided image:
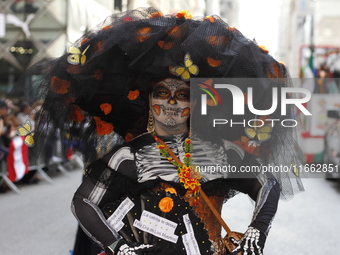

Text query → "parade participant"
[28,8,304,255]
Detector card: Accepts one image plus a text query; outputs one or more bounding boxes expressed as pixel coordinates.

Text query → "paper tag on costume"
[107,197,135,231]
[133,210,178,243]
[182,214,201,255]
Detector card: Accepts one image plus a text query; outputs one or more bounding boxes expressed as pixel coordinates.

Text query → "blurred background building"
[0,0,241,98]
[278,0,340,78]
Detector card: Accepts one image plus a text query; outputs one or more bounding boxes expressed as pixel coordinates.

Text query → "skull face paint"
[150,79,190,127]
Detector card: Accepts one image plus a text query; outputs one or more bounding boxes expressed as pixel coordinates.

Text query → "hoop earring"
[147,110,155,133]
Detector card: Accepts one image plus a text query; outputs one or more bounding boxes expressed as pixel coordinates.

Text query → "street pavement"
[1,167,340,255]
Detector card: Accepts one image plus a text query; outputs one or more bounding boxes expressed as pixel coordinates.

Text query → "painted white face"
[150,78,190,127]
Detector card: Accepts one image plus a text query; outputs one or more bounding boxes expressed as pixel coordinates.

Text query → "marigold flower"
[259,45,269,53]
[207,35,229,46]
[167,26,182,38]
[80,38,90,45]
[165,187,177,195]
[70,105,85,122]
[136,27,151,42]
[150,11,163,18]
[204,16,216,23]
[101,26,113,31]
[207,57,222,67]
[94,116,114,135]
[127,89,140,100]
[93,69,104,80]
[51,76,71,94]
[125,132,134,142]
[176,10,192,19]
[100,103,112,115]
[157,41,174,50]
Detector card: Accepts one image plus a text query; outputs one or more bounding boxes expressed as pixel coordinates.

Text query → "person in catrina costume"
[26,8,304,255]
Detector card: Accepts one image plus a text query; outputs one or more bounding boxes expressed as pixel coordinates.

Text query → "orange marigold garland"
[152,132,201,203]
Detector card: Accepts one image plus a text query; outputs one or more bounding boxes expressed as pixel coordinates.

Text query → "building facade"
[0,0,239,98]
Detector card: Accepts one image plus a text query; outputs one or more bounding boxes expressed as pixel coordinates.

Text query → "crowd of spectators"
[0,98,55,192]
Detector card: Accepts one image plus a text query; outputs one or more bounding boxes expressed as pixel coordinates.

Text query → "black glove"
[113,239,157,255]
[230,227,266,255]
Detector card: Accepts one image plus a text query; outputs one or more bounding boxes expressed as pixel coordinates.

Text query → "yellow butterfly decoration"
[67,44,90,65]
[170,53,199,81]
[17,120,35,147]
[245,124,272,143]
[291,157,299,177]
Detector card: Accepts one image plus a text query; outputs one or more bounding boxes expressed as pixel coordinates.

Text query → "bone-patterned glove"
[112,240,156,255]
[230,226,266,255]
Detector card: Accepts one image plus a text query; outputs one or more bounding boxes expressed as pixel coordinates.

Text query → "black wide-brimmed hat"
[18,7,303,198]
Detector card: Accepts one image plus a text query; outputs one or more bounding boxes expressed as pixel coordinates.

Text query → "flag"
[7,136,29,182]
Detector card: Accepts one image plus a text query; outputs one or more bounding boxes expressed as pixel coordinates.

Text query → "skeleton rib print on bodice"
[107,132,245,184]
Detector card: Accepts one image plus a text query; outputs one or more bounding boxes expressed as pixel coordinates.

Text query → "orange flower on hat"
[70,105,85,122]
[80,38,90,45]
[101,26,113,31]
[100,103,112,115]
[267,62,285,78]
[207,35,229,46]
[67,65,82,74]
[207,57,222,67]
[204,16,216,23]
[125,132,134,142]
[259,45,269,54]
[63,96,76,106]
[94,41,104,53]
[94,116,114,135]
[150,11,163,18]
[159,197,174,213]
[51,76,71,94]
[93,69,104,80]
[167,26,182,39]
[127,89,140,100]
[136,27,151,42]
[157,41,174,50]
[176,10,192,19]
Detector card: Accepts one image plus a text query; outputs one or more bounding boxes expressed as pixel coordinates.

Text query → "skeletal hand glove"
[113,240,156,255]
[230,227,266,255]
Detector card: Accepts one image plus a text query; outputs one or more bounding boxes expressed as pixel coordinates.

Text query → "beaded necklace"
[151,131,202,200]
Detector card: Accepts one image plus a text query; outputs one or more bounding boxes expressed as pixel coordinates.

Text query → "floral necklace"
[151,131,202,201]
